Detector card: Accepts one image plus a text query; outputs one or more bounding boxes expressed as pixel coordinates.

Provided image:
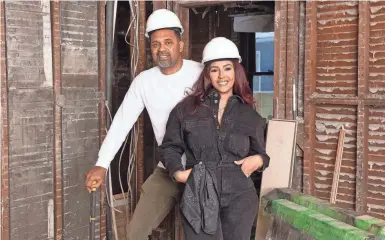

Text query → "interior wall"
[1,1,104,239]
[304,1,385,219]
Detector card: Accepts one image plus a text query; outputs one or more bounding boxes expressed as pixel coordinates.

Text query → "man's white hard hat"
[145,9,184,38]
[202,37,242,64]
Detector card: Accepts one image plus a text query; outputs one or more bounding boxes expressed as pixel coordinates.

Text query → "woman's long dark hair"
[184,60,254,110]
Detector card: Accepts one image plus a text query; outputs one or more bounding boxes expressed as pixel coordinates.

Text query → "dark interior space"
[110,0,131,195]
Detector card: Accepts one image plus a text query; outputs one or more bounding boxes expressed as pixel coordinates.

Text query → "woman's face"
[208,60,235,96]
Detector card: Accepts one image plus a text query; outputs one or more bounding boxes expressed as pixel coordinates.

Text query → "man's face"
[150,29,184,69]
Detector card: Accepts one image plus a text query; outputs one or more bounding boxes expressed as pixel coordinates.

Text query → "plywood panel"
[255,119,297,240]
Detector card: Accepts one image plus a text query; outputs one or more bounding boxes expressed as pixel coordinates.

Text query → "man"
[85,9,203,240]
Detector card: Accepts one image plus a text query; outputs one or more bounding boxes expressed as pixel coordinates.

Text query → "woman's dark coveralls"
[159,90,270,240]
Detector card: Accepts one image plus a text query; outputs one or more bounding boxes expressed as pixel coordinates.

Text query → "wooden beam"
[303,1,317,195]
[330,127,345,204]
[273,1,287,119]
[51,1,63,239]
[136,0,146,202]
[286,2,299,119]
[153,1,167,10]
[97,1,107,239]
[174,3,191,59]
[178,0,223,8]
[356,1,369,214]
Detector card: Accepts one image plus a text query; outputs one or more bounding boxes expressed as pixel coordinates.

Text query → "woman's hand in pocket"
[234,155,263,177]
[174,169,192,183]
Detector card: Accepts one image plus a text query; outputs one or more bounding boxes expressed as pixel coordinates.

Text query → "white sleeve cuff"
[95,159,110,169]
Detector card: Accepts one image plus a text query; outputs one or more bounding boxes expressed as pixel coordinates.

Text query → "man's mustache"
[157,52,170,58]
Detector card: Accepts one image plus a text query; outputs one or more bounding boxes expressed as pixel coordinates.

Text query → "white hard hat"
[145,9,184,38]
[202,37,242,64]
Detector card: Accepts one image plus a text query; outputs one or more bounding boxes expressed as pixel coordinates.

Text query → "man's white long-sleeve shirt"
[95,60,203,169]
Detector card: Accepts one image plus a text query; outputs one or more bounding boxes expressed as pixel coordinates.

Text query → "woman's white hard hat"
[202,37,242,64]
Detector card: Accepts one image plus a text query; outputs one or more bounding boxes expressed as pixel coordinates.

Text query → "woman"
[159,37,270,240]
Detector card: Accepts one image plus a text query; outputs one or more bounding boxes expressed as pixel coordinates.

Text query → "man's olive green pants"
[126,167,182,240]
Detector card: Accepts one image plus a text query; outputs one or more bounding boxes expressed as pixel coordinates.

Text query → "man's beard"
[158,59,173,68]
[157,53,173,68]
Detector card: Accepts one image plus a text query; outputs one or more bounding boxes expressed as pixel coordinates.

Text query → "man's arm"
[85,77,145,191]
[96,77,145,168]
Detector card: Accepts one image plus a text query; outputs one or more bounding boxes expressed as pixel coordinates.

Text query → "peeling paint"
[369,124,385,131]
[368,139,385,145]
[369,162,385,169]
[48,198,54,238]
[314,183,329,189]
[318,73,355,77]
[368,204,385,211]
[369,131,385,136]
[369,87,385,94]
[41,0,52,87]
[369,72,385,77]
[339,179,355,184]
[315,121,353,130]
[315,113,356,120]
[316,135,337,141]
[316,170,330,176]
[370,6,385,14]
[369,117,385,123]
[369,146,385,153]
[317,87,356,93]
[368,176,385,181]
[317,157,333,162]
[317,66,356,70]
[315,148,333,155]
[317,17,357,25]
[317,2,357,9]
[317,9,358,17]
[339,173,355,179]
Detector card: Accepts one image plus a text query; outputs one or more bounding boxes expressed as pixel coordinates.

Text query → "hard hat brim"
[145,27,184,38]
[202,57,242,65]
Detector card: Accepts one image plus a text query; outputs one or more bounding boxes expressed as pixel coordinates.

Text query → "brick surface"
[4,1,54,239]
[60,1,101,239]
[302,1,385,219]
[366,1,385,220]
[311,2,359,209]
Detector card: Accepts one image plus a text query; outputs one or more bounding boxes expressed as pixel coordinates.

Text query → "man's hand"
[85,166,107,193]
[234,155,263,177]
[174,169,192,183]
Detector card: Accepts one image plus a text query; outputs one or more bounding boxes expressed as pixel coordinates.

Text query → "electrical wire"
[126,0,140,220]
[103,0,140,238]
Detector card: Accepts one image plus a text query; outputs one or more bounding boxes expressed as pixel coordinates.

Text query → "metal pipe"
[105,0,114,239]
[89,182,97,240]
